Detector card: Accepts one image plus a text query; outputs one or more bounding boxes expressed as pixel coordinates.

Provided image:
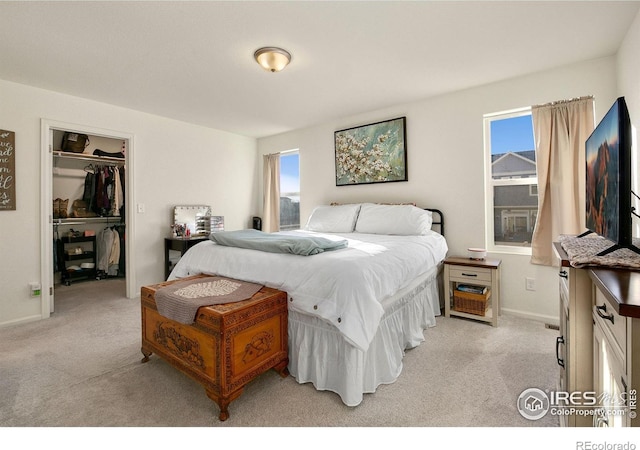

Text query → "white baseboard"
[501,307,559,328]
[0,313,45,329]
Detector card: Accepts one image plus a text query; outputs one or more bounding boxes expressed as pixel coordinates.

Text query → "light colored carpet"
[0,278,559,428]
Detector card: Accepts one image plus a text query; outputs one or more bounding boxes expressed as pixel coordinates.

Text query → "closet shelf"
[53,150,125,166]
[53,217,124,226]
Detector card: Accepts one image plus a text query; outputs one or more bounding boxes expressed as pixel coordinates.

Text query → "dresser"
[553,242,640,427]
[553,243,594,427]
[589,268,640,427]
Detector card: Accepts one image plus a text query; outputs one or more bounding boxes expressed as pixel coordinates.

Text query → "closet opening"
[40,120,136,318]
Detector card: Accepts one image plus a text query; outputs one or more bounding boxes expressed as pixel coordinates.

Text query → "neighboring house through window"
[279,150,300,230]
[484,109,537,253]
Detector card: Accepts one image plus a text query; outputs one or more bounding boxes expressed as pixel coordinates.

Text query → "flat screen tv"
[584,96,639,256]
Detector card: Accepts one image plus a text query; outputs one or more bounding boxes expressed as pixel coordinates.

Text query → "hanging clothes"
[97,227,114,272]
[82,167,96,212]
[107,227,120,276]
[94,167,106,216]
[110,167,123,217]
[103,166,113,216]
[85,164,125,218]
[97,227,121,276]
[118,225,126,273]
[118,166,126,220]
[55,238,66,273]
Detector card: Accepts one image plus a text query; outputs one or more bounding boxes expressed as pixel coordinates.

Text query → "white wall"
[258,57,620,323]
[0,79,258,327]
[619,9,640,126]
[618,9,640,239]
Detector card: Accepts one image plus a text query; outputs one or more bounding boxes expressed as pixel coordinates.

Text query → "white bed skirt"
[287,265,442,406]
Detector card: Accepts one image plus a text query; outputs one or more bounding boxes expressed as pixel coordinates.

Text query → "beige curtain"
[531,96,595,265]
[262,153,280,233]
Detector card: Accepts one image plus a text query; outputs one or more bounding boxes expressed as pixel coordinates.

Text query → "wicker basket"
[453,288,491,316]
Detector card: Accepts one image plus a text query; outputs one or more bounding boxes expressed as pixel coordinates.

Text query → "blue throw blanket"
[209,229,348,256]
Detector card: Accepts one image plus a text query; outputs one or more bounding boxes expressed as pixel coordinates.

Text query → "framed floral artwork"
[334,117,407,186]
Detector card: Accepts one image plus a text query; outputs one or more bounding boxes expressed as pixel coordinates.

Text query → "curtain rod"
[532,95,594,109]
[265,149,298,156]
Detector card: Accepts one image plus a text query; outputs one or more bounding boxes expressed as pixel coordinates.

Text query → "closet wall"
[52,129,127,290]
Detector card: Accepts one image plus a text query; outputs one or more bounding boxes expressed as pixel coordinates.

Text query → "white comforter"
[168,230,448,351]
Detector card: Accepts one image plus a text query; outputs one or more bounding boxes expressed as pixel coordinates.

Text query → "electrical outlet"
[29,282,41,297]
[526,277,536,291]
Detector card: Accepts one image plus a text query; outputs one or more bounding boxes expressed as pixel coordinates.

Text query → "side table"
[443,256,501,326]
[164,236,208,279]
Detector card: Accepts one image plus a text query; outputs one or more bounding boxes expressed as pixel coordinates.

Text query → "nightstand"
[164,236,208,279]
[443,256,501,326]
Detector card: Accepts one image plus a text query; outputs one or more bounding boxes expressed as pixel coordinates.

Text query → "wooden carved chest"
[140,275,288,421]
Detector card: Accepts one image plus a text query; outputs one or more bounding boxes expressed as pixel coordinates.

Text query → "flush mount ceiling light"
[254,47,291,73]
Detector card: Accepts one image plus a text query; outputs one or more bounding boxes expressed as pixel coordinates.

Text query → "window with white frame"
[484,109,537,252]
[279,150,300,230]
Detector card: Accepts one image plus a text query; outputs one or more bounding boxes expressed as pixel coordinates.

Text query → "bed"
[168,202,448,406]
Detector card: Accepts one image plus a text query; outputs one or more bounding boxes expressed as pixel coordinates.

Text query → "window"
[484,109,537,252]
[279,150,300,230]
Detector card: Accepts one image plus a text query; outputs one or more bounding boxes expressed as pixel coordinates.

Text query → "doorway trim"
[40,119,136,318]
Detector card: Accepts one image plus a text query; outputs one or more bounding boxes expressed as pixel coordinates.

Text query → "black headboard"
[425,208,445,237]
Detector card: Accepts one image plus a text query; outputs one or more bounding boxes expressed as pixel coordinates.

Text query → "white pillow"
[355,203,433,235]
[304,204,361,233]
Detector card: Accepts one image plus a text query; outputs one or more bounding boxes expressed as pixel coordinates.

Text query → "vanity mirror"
[173,205,212,236]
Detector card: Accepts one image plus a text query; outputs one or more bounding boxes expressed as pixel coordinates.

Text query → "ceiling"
[1,1,639,139]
